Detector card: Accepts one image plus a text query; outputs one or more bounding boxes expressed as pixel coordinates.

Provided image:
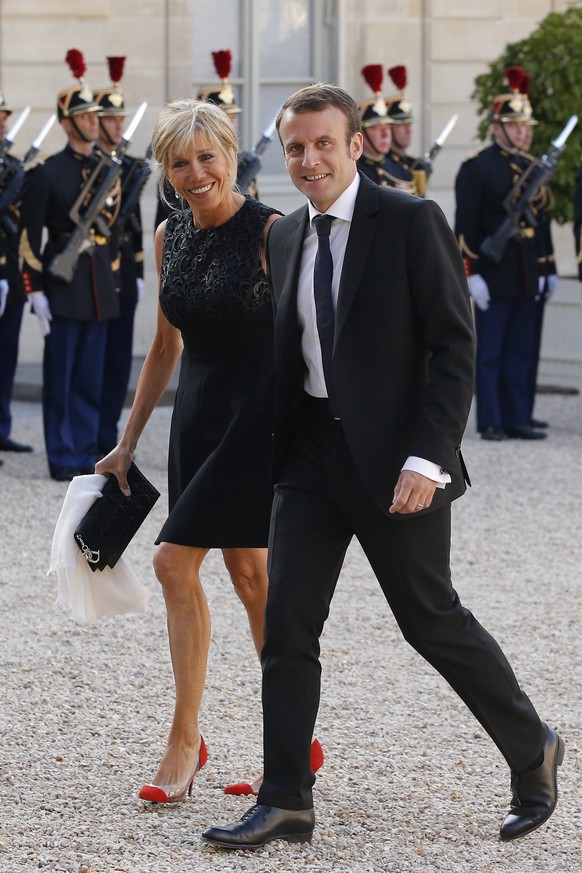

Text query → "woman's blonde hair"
[151,98,239,207]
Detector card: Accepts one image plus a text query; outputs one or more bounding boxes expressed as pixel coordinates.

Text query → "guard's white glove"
[538,274,558,300]
[136,277,145,305]
[467,274,490,312]
[30,290,52,337]
[0,279,8,318]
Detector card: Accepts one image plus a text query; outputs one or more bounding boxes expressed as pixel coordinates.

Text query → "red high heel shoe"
[138,736,208,803]
[224,738,324,796]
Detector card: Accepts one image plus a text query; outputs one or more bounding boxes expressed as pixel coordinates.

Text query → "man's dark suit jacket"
[267,172,475,517]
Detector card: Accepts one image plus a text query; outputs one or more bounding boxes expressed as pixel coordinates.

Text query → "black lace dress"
[155,196,280,548]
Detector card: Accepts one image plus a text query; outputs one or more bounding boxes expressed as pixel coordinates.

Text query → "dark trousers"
[527,298,546,421]
[43,316,108,474]
[98,298,136,454]
[474,296,537,431]
[0,302,24,438]
[258,401,546,810]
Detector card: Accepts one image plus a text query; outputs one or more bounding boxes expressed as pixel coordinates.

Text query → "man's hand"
[389,470,437,515]
[537,275,558,300]
[30,290,52,336]
[0,279,8,318]
[467,274,490,312]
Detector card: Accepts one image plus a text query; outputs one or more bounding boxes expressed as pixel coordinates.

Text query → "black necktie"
[313,213,336,410]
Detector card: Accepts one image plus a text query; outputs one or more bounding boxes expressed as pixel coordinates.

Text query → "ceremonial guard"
[454,67,548,441]
[154,49,258,230]
[19,50,120,480]
[521,98,556,430]
[0,94,32,457]
[356,65,394,187]
[384,65,428,196]
[94,57,146,453]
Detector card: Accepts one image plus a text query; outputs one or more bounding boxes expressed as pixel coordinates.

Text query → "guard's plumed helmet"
[358,65,391,129]
[386,65,414,123]
[492,66,537,124]
[94,56,129,117]
[197,49,241,114]
[57,49,100,121]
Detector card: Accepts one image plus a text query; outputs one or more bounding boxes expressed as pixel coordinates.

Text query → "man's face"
[363,123,392,158]
[99,115,125,147]
[63,111,99,147]
[279,105,363,213]
[494,121,529,151]
[0,111,9,140]
[391,122,412,151]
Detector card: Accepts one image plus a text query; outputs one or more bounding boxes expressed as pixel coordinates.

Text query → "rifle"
[49,102,147,283]
[412,114,458,174]
[480,114,578,264]
[236,113,278,193]
[0,106,30,160]
[116,144,152,235]
[0,108,50,235]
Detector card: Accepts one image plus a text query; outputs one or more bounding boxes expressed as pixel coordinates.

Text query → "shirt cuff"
[402,456,451,489]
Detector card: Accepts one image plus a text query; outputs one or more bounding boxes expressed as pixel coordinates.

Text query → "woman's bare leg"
[222,547,269,657]
[142,542,210,795]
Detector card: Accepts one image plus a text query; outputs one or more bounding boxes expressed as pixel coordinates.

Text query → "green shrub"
[471,5,582,223]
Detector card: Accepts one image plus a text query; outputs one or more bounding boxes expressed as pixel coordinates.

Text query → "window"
[192,0,340,178]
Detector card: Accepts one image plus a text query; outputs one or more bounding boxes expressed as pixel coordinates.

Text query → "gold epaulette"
[461,145,486,164]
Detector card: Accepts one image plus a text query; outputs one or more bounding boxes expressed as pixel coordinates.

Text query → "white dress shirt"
[296,171,449,488]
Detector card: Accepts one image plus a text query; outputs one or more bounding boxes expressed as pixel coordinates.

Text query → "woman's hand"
[95,445,135,496]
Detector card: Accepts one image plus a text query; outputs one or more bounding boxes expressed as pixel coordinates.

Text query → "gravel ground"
[0,394,581,873]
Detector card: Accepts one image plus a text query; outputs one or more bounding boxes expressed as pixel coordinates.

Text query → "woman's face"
[167,132,232,214]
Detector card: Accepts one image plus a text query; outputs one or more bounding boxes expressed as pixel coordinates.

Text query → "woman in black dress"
[96,99,280,803]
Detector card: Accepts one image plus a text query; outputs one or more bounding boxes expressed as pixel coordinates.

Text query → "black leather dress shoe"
[500,725,564,841]
[505,426,547,440]
[202,804,315,849]
[480,427,508,441]
[529,417,549,429]
[0,436,33,452]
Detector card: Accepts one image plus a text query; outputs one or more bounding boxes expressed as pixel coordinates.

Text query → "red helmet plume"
[65,48,86,82]
[212,50,232,81]
[505,66,527,93]
[107,56,126,85]
[361,64,383,95]
[388,65,407,93]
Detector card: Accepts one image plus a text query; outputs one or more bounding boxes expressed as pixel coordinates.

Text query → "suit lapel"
[273,208,308,372]
[335,175,380,344]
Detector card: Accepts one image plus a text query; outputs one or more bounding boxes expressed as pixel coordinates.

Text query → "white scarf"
[49,474,151,625]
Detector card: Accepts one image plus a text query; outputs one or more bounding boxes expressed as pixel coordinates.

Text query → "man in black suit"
[203,84,563,849]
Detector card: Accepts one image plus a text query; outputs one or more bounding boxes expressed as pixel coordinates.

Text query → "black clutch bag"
[74,462,160,572]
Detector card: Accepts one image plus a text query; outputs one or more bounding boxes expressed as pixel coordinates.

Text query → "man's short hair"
[276,83,362,145]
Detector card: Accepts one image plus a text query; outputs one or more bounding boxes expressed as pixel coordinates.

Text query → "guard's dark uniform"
[93,60,147,454]
[97,151,144,452]
[359,148,426,196]
[0,153,27,443]
[19,144,119,477]
[455,141,545,431]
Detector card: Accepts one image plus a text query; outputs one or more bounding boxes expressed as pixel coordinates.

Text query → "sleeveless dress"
[155,196,280,548]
